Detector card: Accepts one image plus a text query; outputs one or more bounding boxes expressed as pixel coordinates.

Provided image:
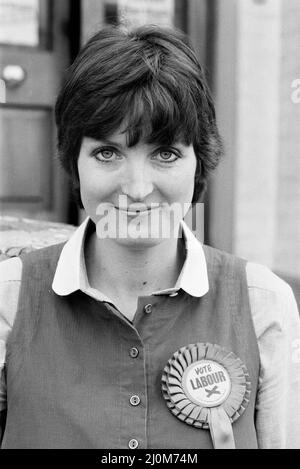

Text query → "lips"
[115,203,161,215]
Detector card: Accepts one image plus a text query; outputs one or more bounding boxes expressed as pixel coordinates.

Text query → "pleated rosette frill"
[161,342,251,448]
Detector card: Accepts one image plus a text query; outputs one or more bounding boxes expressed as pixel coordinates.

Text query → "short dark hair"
[55,24,223,207]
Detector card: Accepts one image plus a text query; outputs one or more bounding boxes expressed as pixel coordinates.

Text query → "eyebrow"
[97,138,126,149]
[88,137,185,150]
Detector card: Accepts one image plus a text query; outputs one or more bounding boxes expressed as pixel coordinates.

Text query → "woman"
[0,24,299,449]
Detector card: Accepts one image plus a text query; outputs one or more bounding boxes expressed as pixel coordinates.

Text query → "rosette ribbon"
[161,343,251,449]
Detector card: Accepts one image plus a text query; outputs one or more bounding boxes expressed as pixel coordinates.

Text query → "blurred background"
[0,0,299,306]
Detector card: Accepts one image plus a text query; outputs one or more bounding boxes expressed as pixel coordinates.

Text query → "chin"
[112,236,167,250]
[96,224,180,249]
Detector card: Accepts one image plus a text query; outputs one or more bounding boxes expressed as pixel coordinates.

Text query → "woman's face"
[77,127,197,247]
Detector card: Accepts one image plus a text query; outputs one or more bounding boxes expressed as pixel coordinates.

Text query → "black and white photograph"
[0,0,300,452]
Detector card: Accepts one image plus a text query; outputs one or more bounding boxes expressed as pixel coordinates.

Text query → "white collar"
[52,217,209,300]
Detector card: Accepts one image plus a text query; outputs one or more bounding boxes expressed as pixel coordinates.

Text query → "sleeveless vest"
[1,243,260,449]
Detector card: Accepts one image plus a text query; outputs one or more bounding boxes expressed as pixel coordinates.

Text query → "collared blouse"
[0,218,300,448]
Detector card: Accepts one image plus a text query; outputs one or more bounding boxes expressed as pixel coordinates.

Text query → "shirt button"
[144,303,152,314]
[128,438,139,449]
[129,347,139,358]
[130,395,141,406]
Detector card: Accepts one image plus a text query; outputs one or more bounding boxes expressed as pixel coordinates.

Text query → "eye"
[160,151,174,160]
[91,147,119,163]
[154,148,181,164]
[100,149,114,160]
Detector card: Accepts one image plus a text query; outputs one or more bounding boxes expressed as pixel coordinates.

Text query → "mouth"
[115,204,161,216]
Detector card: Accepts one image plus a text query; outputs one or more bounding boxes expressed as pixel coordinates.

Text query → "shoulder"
[0,242,65,280]
[203,245,299,334]
[202,244,237,262]
[18,242,66,263]
[246,261,293,296]
[203,244,293,298]
[202,245,247,274]
[0,257,23,350]
[0,256,22,283]
[245,260,296,315]
[9,243,67,279]
[245,261,299,340]
[0,242,66,328]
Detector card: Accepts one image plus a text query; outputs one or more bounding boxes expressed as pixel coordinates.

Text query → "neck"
[85,229,185,299]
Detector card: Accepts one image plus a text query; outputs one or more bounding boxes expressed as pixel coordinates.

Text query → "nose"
[121,161,154,201]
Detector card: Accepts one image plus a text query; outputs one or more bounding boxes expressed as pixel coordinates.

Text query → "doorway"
[0,0,74,222]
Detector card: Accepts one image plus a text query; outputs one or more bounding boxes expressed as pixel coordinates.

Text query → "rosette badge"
[161,343,251,449]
